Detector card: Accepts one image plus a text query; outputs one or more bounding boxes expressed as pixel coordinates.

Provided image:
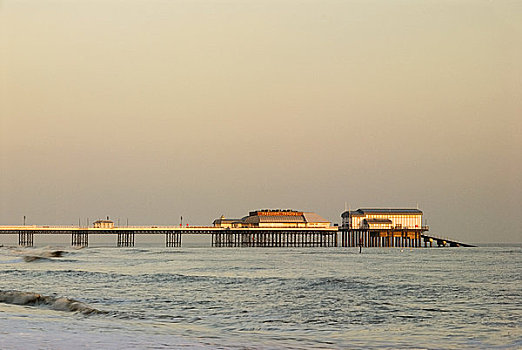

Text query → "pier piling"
[71,231,89,247]
[117,232,135,247]
[18,232,34,247]
[211,230,337,248]
[166,232,182,247]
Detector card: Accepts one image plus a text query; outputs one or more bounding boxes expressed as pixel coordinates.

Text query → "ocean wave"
[8,248,70,263]
[0,269,129,281]
[0,290,104,315]
[9,247,66,258]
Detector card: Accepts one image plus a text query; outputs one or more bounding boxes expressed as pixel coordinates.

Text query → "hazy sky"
[1,1,521,243]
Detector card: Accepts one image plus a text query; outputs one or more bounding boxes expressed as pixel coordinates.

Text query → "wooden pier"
[0,225,473,248]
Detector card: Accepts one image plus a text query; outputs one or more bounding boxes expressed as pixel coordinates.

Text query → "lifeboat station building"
[213,209,332,229]
[342,208,423,230]
[340,208,427,248]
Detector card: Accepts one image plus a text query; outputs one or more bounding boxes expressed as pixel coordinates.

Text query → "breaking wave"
[0,290,104,315]
[11,248,68,263]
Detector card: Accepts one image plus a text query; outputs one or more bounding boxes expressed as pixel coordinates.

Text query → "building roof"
[243,215,306,224]
[341,211,365,217]
[249,209,303,217]
[302,212,330,223]
[342,208,423,217]
[212,218,241,225]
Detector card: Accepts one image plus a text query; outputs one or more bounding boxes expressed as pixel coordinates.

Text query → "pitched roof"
[302,212,330,223]
[212,218,241,224]
[243,215,306,224]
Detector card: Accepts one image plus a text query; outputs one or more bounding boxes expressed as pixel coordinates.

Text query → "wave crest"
[0,290,103,314]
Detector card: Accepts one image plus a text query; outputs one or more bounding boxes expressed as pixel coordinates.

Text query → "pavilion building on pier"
[342,208,423,230]
[340,208,428,247]
[213,209,331,229]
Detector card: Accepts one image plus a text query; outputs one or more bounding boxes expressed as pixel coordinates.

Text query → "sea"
[0,238,520,349]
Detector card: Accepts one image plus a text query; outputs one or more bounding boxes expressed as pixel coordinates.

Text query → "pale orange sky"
[1,0,521,242]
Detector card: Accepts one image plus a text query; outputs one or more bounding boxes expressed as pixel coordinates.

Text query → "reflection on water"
[0,245,520,349]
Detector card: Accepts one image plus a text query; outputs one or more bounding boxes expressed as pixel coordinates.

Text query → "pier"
[0,225,473,248]
[0,208,475,248]
[0,226,474,248]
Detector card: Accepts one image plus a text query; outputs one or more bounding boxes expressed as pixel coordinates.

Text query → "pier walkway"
[421,233,475,247]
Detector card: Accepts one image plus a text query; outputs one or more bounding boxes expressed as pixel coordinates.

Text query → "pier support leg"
[117,232,135,247]
[72,231,89,247]
[166,232,181,247]
[18,232,34,247]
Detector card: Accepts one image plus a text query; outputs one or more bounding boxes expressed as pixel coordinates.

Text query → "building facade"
[340,208,427,248]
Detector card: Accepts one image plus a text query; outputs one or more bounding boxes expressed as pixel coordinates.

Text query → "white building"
[341,209,423,230]
[93,220,114,229]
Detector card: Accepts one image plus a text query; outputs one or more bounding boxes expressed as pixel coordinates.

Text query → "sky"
[0,0,521,243]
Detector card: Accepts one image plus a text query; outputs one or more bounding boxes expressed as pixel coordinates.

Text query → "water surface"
[0,245,520,349]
